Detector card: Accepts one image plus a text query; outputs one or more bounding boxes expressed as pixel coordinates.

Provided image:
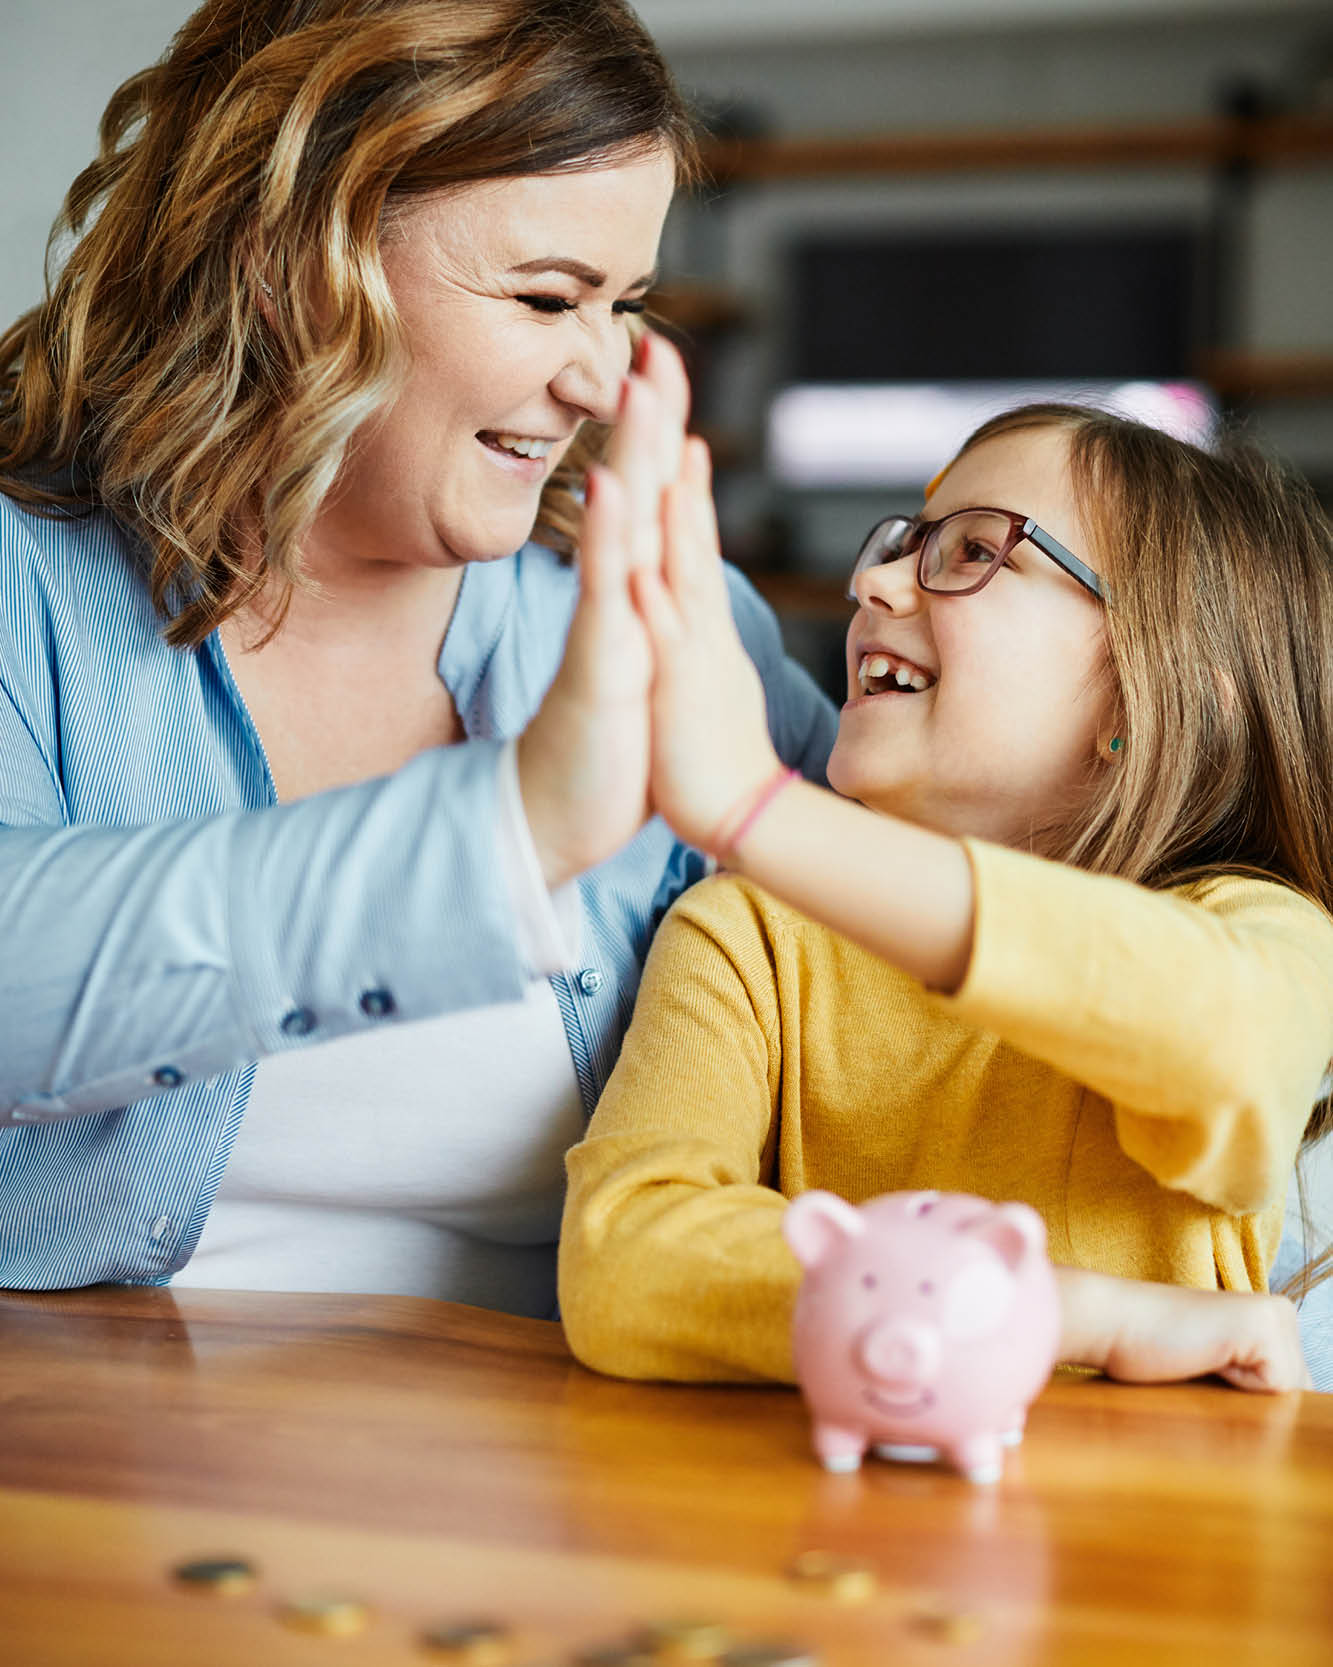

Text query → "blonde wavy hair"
[953,404,1333,1293]
[0,0,699,646]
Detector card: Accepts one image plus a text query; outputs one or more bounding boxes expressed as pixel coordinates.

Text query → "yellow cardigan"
[559,839,1333,1383]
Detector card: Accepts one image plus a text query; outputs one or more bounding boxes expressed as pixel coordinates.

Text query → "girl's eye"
[961,539,1000,566]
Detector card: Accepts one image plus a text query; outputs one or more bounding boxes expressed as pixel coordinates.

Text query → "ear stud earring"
[1107,736,1123,756]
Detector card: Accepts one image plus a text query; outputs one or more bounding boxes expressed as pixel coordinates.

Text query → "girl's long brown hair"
[957,403,1333,1291]
[0,0,699,645]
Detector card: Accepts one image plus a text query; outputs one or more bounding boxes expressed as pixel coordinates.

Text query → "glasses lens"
[847,517,915,600]
[921,510,1015,592]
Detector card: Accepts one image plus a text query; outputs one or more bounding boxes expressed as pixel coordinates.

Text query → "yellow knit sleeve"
[559,876,802,1383]
[940,842,1333,1215]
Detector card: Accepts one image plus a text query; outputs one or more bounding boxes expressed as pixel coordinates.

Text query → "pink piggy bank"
[783,1189,1060,1483]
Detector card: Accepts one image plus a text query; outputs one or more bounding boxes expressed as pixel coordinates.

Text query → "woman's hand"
[516,333,694,888]
[584,333,780,853]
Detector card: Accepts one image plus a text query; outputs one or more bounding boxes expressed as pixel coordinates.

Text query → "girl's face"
[828,425,1114,848]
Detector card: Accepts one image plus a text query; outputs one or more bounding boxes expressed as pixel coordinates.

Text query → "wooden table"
[1,1288,1330,1666]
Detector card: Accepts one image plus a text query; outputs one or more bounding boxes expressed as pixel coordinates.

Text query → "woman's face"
[829,425,1114,849]
[308,146,676,575]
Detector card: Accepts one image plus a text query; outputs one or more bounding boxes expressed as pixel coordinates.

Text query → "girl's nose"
[852,553,924,615]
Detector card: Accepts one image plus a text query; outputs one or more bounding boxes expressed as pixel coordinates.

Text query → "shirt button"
[576,968,604,996]
[280,1006,317,1038]
[152,1066,185,1089]
[358,988,396,1019]
[150,1216,173,1243]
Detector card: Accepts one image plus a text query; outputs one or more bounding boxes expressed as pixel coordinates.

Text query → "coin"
[911,1607,985,1645]
[631,1619,732,1659]
[420,1621,514,1663]
[278,1595,373,1637]
[172,1556,258,1596]
[721,1644,820,1667]
[785,1551,876,1603]
[572,1646,657,1667]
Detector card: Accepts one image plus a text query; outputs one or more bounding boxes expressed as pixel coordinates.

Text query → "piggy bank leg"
[945,1432,1004,1485]
[1000,1410,1027,1448]
[812,1424,867,1473]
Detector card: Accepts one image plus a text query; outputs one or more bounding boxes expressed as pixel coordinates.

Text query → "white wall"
[0,1,197,324]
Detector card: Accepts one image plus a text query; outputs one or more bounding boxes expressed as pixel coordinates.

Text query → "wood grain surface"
[1,1287,1330,1666]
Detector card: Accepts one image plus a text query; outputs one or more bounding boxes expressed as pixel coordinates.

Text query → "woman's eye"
[518,295,575,315]
[613,298,647,316]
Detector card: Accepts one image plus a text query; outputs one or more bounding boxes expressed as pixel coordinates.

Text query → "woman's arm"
[0,731,537,1120]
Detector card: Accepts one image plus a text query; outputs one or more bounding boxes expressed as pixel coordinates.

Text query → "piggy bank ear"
[783,1191,865,1269]
[965,1201,1048,1271]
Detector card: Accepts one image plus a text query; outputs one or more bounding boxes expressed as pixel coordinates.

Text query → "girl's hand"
[1057,1267,1312,1393]
[628,429,782,853]
[516,332,698,888]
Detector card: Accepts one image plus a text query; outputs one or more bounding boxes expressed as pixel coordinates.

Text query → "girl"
[558,363,1333,1390]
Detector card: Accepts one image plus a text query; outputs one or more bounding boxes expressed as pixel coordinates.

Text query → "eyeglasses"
[847,506,1107,603]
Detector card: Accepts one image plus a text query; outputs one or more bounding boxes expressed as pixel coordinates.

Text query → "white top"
[174,741,584,1316]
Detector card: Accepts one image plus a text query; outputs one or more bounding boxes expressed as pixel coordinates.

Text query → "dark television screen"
[789,227,1204,382]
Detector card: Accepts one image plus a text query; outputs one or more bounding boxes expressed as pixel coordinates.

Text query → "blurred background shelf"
[702,113,1333,181]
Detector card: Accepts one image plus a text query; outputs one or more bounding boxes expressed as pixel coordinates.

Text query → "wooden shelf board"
[1195,351,1333,400]
[701,115,1333,181]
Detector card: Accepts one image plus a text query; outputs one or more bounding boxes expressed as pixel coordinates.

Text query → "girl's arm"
[602,351,1333,1217]
[1056,1266,1310,1392]
[597,384,976,994]
[559,874,1310,1393]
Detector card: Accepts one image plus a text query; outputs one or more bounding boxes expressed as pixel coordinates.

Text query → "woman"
[0,0,834,1310]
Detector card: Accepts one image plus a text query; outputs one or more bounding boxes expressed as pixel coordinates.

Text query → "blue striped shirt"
[0,492,836,1289]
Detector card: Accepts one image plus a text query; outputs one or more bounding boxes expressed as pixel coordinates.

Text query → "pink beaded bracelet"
[706,766,800,863]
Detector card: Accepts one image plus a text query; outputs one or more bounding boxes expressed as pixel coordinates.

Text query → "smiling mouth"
[864,1388,934,1418]
[477,430,557,462]
[856,653,936,697]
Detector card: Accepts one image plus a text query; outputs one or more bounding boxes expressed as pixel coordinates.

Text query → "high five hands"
[519,332,782,885]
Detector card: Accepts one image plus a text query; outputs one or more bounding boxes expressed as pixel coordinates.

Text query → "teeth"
[858,650,934,694]
[491,433,553,459]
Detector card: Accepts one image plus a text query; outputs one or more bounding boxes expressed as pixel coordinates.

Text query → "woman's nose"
[852,554,923,616]
[549,319,630,425]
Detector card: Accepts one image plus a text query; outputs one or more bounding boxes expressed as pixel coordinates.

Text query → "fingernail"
[635,332,653,373]
[585,465,600,504]
[617,377,632,418]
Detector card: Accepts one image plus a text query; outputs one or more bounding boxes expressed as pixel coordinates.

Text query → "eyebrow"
[507,257,658,291]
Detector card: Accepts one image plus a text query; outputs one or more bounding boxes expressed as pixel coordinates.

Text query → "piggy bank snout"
[858,1316,941,1387]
